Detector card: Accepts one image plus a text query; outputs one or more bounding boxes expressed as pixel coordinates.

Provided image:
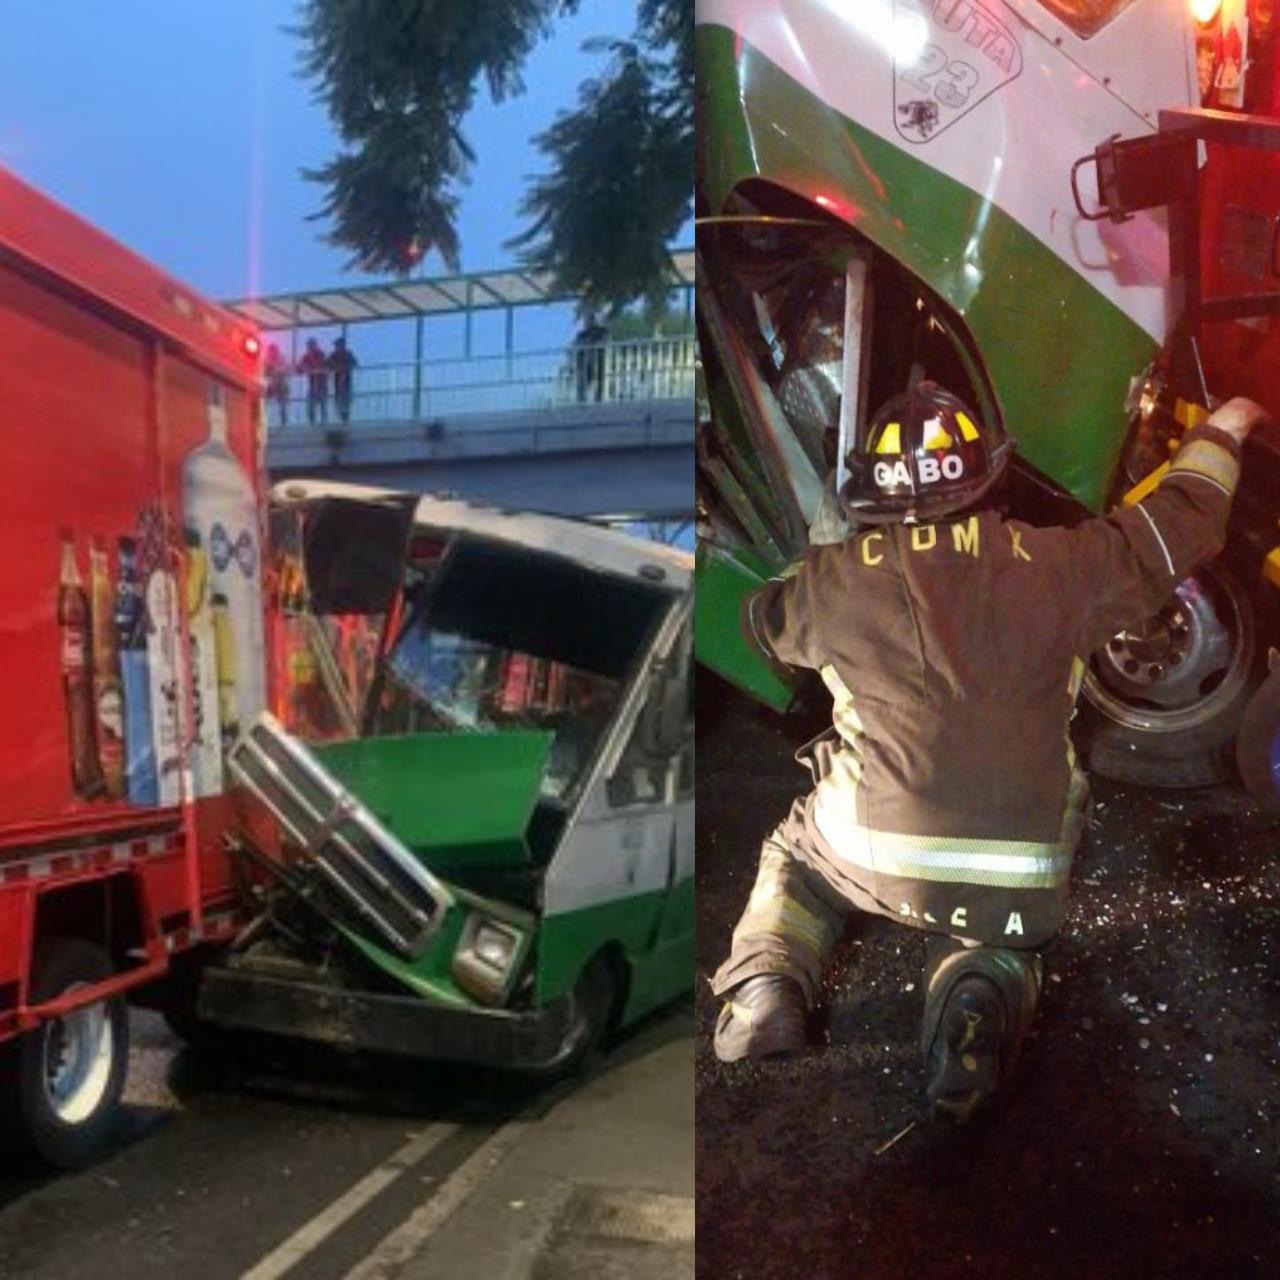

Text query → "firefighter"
[711,383,1266,1120]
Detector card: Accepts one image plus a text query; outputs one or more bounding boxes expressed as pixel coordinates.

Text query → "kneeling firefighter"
[712,383,1264,1120]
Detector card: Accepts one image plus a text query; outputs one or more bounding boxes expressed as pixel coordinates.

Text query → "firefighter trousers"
[711,795,883,1008]
[710,794,1045,1013]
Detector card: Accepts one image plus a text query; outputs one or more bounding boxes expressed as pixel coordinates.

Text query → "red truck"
[0,166,263,1167]
[0,162,699,1171]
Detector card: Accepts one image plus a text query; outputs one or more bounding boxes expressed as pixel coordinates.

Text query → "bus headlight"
[452,915,527,1006]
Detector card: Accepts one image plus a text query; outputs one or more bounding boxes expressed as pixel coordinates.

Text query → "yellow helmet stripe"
[955,411,980,442]
[875,421,902,454]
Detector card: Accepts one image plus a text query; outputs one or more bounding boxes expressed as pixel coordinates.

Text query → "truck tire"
[1074,558,1268,788]
[11,938,129,1169]
[1236,664,1280,813]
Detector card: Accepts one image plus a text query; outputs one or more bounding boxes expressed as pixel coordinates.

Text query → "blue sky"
[0,1,674,358]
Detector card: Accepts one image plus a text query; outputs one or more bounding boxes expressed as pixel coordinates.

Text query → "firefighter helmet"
[839,382,1013,524]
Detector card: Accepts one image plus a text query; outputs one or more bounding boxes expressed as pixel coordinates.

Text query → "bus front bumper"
[197,964,576,1072]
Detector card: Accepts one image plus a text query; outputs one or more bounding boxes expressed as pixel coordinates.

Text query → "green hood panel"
[695,542,795,712]
[341,922,475,1007]
[696,23,1158,514]
[313,730,554,871]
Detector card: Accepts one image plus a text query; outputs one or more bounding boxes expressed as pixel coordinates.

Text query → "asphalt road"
[696,670,1280,1280]
[0,999,693,1280]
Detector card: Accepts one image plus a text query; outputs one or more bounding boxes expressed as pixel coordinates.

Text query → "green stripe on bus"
[537,882,694,1024]
[696,23,1158,514]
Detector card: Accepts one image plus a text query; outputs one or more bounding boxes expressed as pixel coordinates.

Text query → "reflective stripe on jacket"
[741,424,1243,941]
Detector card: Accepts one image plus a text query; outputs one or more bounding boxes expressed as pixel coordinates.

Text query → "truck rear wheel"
[1074,558,1265,787]
[10,938,129,1169]
[1236,664,1280,812]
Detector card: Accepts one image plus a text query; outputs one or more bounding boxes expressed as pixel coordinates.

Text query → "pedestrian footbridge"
[261,340,692,520]
[224,255,693,523]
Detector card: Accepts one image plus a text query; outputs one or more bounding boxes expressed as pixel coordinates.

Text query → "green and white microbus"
[193,481,693,1072]
[695,0,1280,789]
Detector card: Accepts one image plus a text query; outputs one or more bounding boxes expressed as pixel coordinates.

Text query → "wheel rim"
[1082,564,1254,734]
[41,986,115,1125]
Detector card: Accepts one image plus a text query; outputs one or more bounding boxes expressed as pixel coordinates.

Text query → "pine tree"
[296,0,691,314]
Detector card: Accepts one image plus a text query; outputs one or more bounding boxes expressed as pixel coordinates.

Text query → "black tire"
[539,954,619,1079]
[1074,558,1269,788]
[9,938,129,1170]
[1236,665,1280,813]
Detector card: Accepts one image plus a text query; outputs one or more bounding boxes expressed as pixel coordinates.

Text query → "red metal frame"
[0,830,243,1044]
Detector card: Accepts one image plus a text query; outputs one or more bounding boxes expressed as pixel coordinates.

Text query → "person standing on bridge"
[711,384,1267,1121]
[298,338,329,425]
[573,316,608,403]
[264,343,291,427]
[328,336,358,424]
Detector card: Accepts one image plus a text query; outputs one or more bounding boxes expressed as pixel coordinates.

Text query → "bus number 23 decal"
[892,0,1023,144]
[900,45,980,111]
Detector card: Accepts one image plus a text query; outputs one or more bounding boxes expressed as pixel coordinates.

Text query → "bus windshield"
[376,535,670,803]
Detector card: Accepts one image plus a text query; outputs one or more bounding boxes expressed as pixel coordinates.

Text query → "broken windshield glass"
[374,537,670,803]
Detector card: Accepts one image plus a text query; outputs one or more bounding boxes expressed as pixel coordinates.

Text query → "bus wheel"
[14,939,129,1169]
[1075,559,1264,788]
[546,955,618,1078]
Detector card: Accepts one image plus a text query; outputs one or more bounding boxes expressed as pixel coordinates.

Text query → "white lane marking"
[342,1121,529,1280]
[239,1124,459,1280]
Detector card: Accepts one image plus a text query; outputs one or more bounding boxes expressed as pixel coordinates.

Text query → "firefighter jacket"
[741,425,1244,946]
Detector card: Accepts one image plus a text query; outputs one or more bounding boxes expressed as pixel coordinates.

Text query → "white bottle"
[145,567,183,806]
[183,383,266,746]
[183,531,224,797]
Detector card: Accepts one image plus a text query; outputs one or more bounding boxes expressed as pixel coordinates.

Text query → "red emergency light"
[242,333,262,360]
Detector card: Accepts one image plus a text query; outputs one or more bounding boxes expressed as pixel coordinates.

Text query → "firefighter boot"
[713,974,807,1062]
[921,940,1040,1122]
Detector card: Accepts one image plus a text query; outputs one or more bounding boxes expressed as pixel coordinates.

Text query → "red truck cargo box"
[0,165,263,855]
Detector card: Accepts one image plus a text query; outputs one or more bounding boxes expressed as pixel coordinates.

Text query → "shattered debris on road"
[696,673,1280,1279]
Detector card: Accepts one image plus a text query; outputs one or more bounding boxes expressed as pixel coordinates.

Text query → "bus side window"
[607,619,692,809]
[606,679,669,808]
